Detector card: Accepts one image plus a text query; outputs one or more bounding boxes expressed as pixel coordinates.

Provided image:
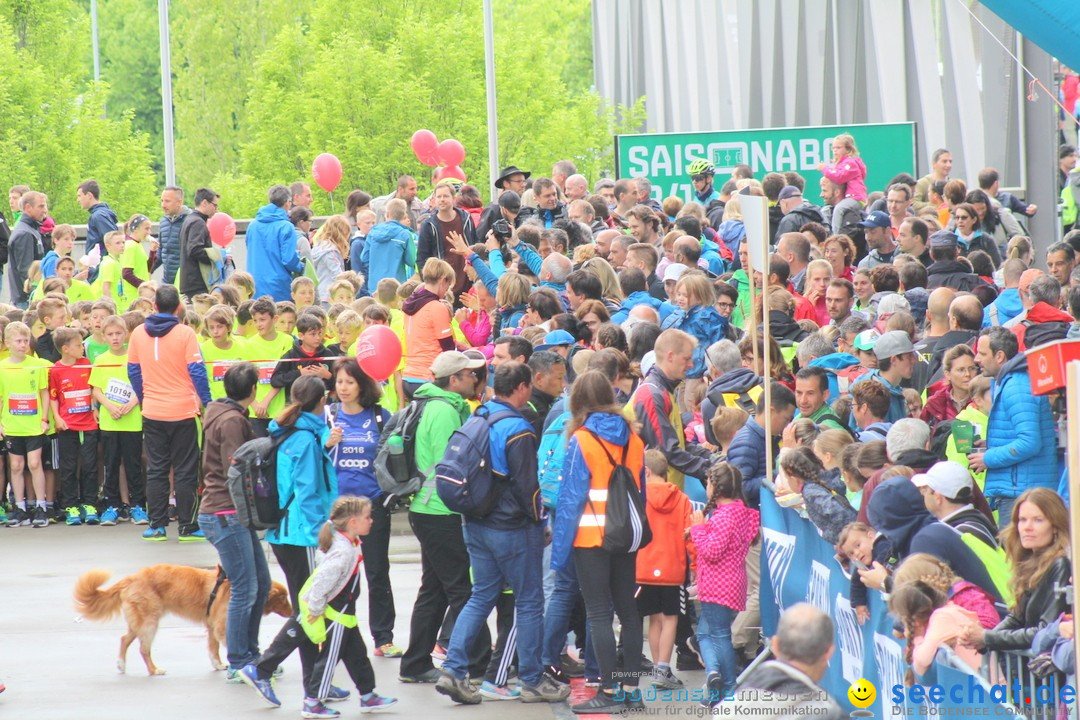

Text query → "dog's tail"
[73,569,126,621]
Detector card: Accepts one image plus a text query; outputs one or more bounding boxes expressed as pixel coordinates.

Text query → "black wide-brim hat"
[494,165,531,189]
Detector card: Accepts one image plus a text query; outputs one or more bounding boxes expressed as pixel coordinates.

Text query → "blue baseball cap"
[858,210,891,229]
[537,329,575,352]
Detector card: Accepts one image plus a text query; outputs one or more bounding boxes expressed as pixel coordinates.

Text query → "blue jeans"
[443,521,545,687]
[992,496,1016,531]
[542,549,598,678]
[698,602,738,694]
[198,513,271,669]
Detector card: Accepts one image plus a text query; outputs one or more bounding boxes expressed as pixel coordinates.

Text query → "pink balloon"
[311,153,343,193]
[437,139,466,167]
[411,129,440,166]
[436,165,467,183]
[354,325,402,382]
[207,212,236,247]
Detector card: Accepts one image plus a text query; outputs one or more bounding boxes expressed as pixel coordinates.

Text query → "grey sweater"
[303,530,362,616]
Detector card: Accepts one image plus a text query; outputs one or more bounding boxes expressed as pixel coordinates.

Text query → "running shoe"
[651,666,684,690]
[0,506,7,525]
[430,644,447,661]
[359,693,398,713]
[117,506,131,522]
[168,504,177,522]
[225,668,244,684]
[398,668,442,684]
[479,681,520,700]
[325,685,350,702]
[99,507,119,526]
[435,674,481,705]
[239,664,280,707]
[373,643,403,658]
[129,506,149,525]
[81,504,100,525]
[301,698,340,719]
[7,508,29,527]
[178,529,207,543]
[142,527,167,541]
[31,506,48,528]
[65,506,83,526]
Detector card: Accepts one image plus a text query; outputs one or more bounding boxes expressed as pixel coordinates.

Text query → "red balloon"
[311,153,343,193]
[436,165,467,183]
[411,129,440,166]
[437,139,466,167]
[207,212,236,247]
[354,325,402,382]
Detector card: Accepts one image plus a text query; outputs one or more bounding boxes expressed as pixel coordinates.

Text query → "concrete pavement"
[0,512,708,720]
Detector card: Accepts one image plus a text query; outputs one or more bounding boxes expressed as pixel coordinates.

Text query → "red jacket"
[636,481,691,586]
[1012,302,1074,351]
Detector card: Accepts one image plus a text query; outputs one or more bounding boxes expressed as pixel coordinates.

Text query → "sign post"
[740,190,773,481]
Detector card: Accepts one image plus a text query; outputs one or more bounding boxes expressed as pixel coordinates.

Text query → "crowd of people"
[0,139,1076,717]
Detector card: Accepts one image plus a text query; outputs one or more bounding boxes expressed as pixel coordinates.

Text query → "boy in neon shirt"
[84,299,116,363]
[94,231,127,310]
[50,327,100,525]
[90,314,148,525]
[54,256,94,303]
[275,301,298,335]
[327,279,357,306]
[327,309,361,359]
[200,305,244,400]
[291,276,316,312]
[235,300,257,339]
[243,296,294,437]
[1,321,53,528]
[34,296,68,364]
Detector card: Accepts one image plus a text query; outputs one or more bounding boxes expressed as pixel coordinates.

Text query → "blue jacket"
[551,412,645,571]
[851,370,907,427]
[660,304,729,379]
[265,412,337,547]
[158,207,190,285]
[808,352,861,403]
[246,204,304,301]
[471,399,542,530]
[348,235,366,288]
[982,287,1023,328]
[984,353,1058,499]
[726,417,771,509]
[360,220,417,295]
[86,202,119,282]
[701,236,728,276]
[716,219,746,261]
[611,290,674,325]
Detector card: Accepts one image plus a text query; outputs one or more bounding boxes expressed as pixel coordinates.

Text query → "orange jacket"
[573,428,646,550]
[636,480,691,585]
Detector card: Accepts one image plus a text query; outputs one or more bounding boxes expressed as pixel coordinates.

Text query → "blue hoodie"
[716,219,746,262]
[610,290,674,325]
[265,411,337,547]
[359,220,417,295]
[551,412,645,571]
[982,287,1023,328]
[660,304,729,379]
[850,369,907,427]
[808,352,861,403]
[246,203,304,301]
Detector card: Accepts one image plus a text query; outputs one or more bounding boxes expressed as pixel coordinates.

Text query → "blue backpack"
[435,407,518,518]
[538,410,570,509]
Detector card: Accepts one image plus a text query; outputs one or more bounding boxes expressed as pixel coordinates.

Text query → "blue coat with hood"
[551,412,646,572]
[660,304,729,380]
[359,220,417,295]
[808,352,861,403]
[471,399,543,531]
[265,411,337,548]
[610,291,674,325]
[86,202,119,281]
[982,287,1023,328]
[850,369,907,426]
[246,203,304,301]
[984,353,1058,499]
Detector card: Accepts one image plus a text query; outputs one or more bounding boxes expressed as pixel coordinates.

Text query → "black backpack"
[584,430,652,554]
[227,428,298,530]
[373,396,451,503]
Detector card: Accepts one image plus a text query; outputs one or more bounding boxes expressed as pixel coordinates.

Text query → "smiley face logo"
[848,678,876,709]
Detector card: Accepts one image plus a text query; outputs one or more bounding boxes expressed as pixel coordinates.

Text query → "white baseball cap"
[663,263,689,283]
[911,461,974,499]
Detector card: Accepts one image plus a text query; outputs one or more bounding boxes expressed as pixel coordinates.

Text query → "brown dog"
[74,565,292,676]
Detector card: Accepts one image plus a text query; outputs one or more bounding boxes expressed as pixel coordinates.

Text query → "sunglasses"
[954,214,972,220]
[691,174,709,183]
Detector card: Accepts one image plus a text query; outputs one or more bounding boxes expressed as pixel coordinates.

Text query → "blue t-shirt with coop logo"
[328,404,389,500]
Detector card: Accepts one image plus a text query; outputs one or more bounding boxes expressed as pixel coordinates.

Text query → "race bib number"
[65,388,92,415]
[258,364,275,385]
[105,378,134,405]
[8,393,38,416]
[212,362,230,383]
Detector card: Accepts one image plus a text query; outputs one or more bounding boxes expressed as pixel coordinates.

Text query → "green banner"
[616,122,917,204]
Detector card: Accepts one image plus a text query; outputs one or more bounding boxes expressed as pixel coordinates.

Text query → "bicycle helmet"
[687,159,714,176]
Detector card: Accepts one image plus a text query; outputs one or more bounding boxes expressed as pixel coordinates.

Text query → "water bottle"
[387,434,408,480]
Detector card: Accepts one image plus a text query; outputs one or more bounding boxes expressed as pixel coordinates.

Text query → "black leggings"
[574,547,641,689]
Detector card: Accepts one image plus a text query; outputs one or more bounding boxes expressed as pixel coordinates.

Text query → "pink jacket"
[822,156,868,202]
[459,310,492,351]
[689,499,760,610]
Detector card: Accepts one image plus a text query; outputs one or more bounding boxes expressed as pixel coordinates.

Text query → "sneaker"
[430,644,447,661]
[584,676,601,688]
[622,687,647,712]
[178,529,207,543]
[129,506,149,525]
[701,672,722,708]
[373,643,403,658]
[51,506,65,524]
[225,668,245,684]
[561,652,585,678]
[142,527,167,542]
[238,664,280,707]
[677,650,705,671]
[0,506,7,525]
[479,681,520,701]
[324,685,350,702]
[651,666,684,690]
[359,693,398,713]
[7,508,29,527]
[31,506,48,528]
[81,504,99,525]
[520,676,571,703]
[543,664,570,685]
[168,504,177,522]
[301,698,341,719]
[572,690,623,714]
[435,674,482,705]
[272,665,284,678]
[99,507,119,526]
[398,668,442,683]
[117,506,131,522]
[65,506,83,526]
[687,635,705,667]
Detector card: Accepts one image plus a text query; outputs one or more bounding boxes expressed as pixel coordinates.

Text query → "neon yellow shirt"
[200,337,247,400]
[93,255,126,309]
[242,332,294,418]
[120,240,151,297]
[89,351,142,432]
[0,356,51,437]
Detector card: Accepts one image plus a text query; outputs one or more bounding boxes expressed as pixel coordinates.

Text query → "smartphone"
[952,420,974,454]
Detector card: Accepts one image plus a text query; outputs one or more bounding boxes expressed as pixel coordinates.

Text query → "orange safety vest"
[573,428,646,550]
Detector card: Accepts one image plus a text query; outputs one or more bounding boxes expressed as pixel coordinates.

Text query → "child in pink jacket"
[819,133,868,234]
[688,462,760,703]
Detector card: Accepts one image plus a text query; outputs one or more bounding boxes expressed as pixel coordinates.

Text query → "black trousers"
[256,544,319,688]
[483,591,517,686]
[574,547,642,689]
[100,429,145,508]
[309,577,376,700]
[363,500,396,647]
[57,429,98,508]
[144,418,200,533]
[399,511,490,678]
